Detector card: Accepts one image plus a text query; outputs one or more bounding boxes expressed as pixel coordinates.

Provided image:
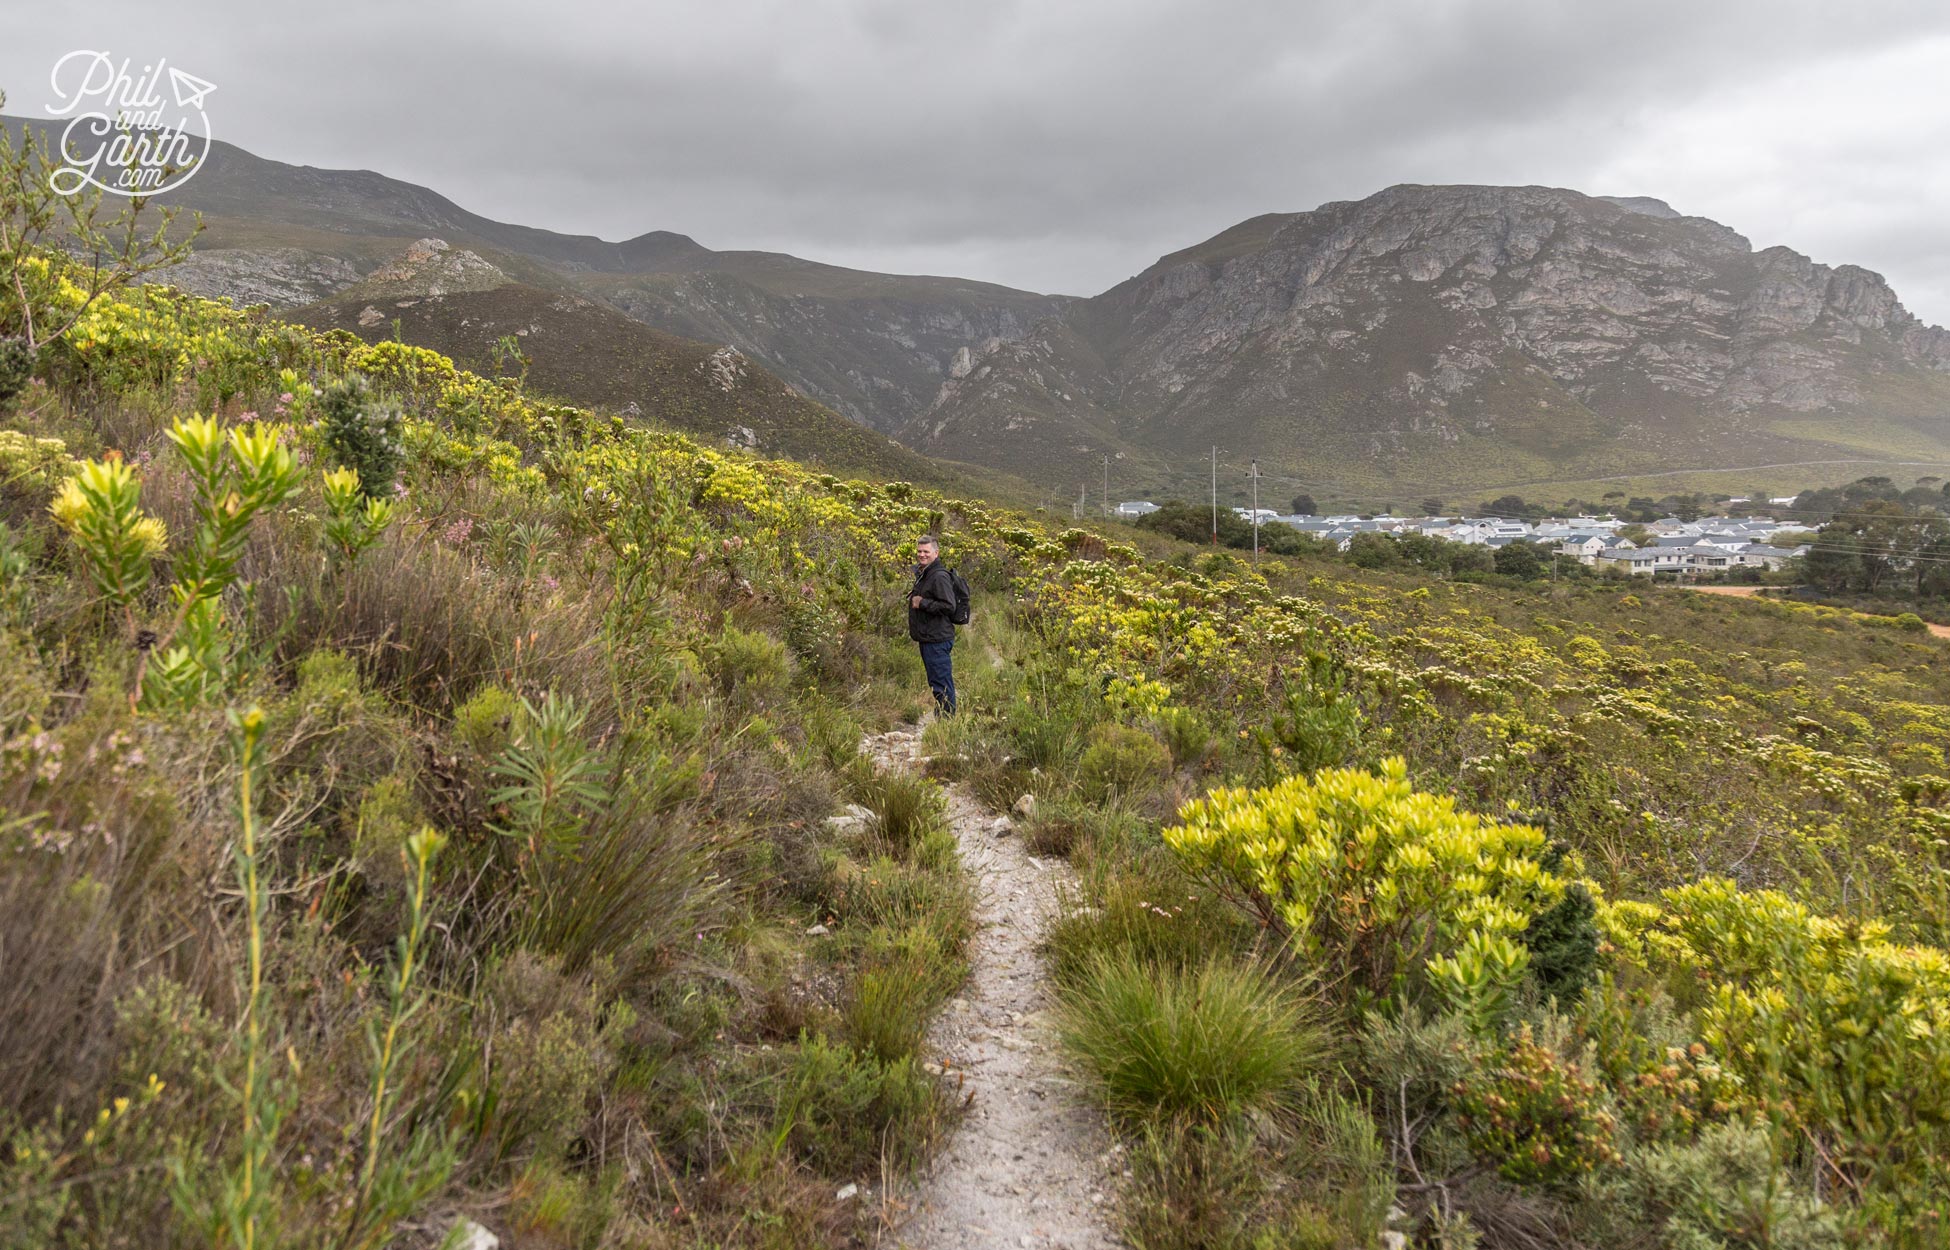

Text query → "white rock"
[989,816,1014,836]
[844,803,873,821]
[806,923,830,936]
[1382,1233,1408,1250]
[449,1217,498,1250]
[836,1182,859,1202]
[1011,793,1037,818]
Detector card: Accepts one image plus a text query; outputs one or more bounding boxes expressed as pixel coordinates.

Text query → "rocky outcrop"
[343,238,509,298]
[158,248,361,308]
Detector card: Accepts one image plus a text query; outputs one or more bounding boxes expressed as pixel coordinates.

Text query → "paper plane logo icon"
[168,67,216,111]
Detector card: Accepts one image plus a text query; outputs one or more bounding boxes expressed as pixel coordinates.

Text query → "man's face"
[917,543,937,567]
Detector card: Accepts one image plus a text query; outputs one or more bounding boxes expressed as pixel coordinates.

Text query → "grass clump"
[1048,842,1250,986]
[851,765,948,859]
[841,952,952,1065]
[1056,951,1328,1127]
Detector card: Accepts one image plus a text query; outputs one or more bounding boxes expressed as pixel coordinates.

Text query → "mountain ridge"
[1,114,1068,432]
[14,114,1949,500]
[907,183,1950,499]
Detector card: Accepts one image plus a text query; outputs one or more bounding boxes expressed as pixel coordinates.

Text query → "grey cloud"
[4,1,1950,315]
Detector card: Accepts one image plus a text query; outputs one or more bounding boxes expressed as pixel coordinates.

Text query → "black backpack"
[946,568,973,626]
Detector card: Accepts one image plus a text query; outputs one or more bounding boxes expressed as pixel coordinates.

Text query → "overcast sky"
[6,1,1950,321]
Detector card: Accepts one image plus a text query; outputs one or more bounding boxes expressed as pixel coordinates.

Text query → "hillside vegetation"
[292,278,953,485]
[6,227,1950,1249]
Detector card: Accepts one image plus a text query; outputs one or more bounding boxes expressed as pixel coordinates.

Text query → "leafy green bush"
[490,689,608,853]
[1577,1123,1848,1249]
[709,624,791,707]
[1078,722,1171,801]
[1255,650,1364,778]
[320,465,399,565]
[1153,706,1216,771]
[1165,758,1561,1017]
[452,683,518,760]
[480,952,616,1161]
[1606,878,1950,1197]
[1057,952,1327,1126]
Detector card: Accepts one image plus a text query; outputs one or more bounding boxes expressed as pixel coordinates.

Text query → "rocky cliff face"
[589,270,1063,432]
[909,185,1950,495]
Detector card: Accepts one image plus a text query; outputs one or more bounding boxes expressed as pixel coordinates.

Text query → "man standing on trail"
[908,534,957,715]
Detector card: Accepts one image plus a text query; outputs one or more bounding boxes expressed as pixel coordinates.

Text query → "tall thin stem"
[235,707,267,1250]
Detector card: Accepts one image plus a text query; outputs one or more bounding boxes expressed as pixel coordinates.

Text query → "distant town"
[1111,500,1810,575]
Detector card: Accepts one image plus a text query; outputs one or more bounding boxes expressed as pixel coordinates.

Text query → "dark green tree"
[1493,541,1545,580]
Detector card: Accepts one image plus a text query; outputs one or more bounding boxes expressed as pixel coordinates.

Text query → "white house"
[1115,501,1160,518]
[1597,541,1749,575]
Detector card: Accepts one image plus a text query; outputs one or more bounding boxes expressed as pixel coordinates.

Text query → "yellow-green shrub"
[1606,878,1950,1190]
[1163,757,1561,1015]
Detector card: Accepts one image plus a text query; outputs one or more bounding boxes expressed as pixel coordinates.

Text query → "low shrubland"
[0,244,988,1246]
[6,206,1950,1249]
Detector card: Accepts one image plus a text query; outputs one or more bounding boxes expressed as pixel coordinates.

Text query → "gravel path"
[866,725,1122,1250]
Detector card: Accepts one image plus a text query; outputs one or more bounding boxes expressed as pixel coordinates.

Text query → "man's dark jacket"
[908,562,957,643]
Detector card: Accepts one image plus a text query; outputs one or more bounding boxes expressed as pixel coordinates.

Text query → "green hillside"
[293,280,953,485]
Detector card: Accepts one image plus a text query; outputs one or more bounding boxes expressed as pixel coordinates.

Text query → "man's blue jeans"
[919,639,956,714]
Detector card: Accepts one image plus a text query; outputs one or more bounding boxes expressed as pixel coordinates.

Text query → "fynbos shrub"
[1165,758,1562,1018]
[1078,723,1170,801]
[318,375,405,498]
[0,335,37,407]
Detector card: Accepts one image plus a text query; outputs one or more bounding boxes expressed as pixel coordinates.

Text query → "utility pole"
[1102,453,1110,518]
[1250,459,1262,568]
[1209,445,1220,546]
